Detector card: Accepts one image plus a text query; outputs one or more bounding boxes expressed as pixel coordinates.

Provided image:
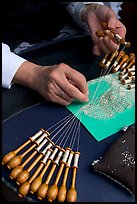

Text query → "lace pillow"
[92,125,135,195]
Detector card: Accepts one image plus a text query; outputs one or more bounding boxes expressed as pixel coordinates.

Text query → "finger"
[47,91,71,106]
[92,45,102,56]
[98,37,111,54]
[115,21,127,38]
[103,36,119,52]
[56,75,89,103]
[52,81,74,103]
[65,68,88,94]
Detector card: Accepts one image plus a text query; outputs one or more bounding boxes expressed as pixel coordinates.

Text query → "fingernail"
[86,90,89,95]
[85,97,89,102]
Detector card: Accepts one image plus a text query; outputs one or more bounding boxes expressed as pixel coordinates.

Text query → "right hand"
[13,61,89,106]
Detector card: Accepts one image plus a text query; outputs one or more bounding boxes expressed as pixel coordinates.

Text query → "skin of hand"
[13,61,89,106]
[81,4,127,56]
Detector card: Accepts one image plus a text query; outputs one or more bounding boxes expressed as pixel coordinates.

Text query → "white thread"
[31,129,43,141]
[49,147,58,161]
[73,153,80,168]
[102,59,106,64]
[41,149,52,164]
[36,132,48,145]
[122,78,133,85]
[61,149,70,163]
[115,64,120,70]
[120,72,128,79]
[120,69,126,75]
[122,62,128,68]
[106,61,111,67]
[66,152,74,167]
[115,33,122,40]
[54,151,64,165]
[129,71,135,76]
[113,61,118,67]
[42,143,52,155]
[114,64,121,72]
[36,139,48,151]
[128,65,135,72]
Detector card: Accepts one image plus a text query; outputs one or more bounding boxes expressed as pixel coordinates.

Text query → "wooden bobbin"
[125,58,135,71]
[2,128,45,166]
[114,54,129,72]
[104,29,114,39]
[127,65,135,72]
[16,142,53,186]
[104,51,118,69]
[8,131,50,172]
[96,30,116,44]
[18,148,53,198]
[101,22,118,39]
[37,146,65,201]
[121,53,135,70]
[66,151,80,202]
[9,148,38,180]
[29,145,60,195]
[99,53,110,68]
[101,22,108,30]
[121,78,134,85]
[128,71,135,77]
[6,130,50,170]
[118,68,127,78]
[112,32,130,47]
[9,133,50,180]
[102,22,116,37]
[95,30,105,38]
[7,143,36,170]
[46,147,71,202]
[57,151,74,202]
[123,41,131,48]
[119,72,129,80]
[112,51,125,72]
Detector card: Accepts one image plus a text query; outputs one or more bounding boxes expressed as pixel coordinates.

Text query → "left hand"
[81,4,127,56]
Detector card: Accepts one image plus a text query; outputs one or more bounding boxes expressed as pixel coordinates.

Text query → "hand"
[13,61,89,106]
[81,4,126,55]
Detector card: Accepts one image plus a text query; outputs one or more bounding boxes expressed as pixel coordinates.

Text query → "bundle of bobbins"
[96,22,135,90]
[2,128,80,202]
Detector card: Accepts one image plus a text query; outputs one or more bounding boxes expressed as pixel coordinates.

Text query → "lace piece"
[67,73,135,141]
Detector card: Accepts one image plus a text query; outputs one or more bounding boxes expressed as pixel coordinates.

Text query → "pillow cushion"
[92,125,135,195]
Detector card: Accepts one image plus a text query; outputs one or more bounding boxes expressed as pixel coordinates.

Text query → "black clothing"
[2,1,73,44]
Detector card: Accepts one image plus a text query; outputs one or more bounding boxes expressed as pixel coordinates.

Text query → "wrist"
[13,61,41,88]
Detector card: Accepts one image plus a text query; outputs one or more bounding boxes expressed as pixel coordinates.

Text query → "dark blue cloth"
[2,36,135,202]
[2,101,135,202]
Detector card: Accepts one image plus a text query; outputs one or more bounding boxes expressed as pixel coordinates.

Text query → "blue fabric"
[2,101,135,202]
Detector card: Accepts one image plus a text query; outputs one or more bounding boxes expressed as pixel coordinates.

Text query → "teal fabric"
[67,73,135,141]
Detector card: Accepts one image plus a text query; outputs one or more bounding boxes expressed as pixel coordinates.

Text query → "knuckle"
[58,62,66,68]
[67,89,76,98]
[48,71,56,80]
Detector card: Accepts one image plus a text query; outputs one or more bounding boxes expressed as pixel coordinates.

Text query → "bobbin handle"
[95,30,119,44]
